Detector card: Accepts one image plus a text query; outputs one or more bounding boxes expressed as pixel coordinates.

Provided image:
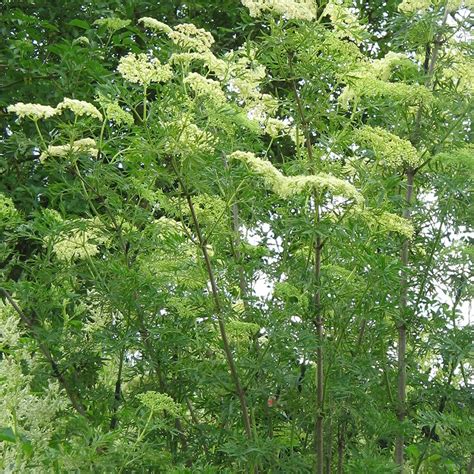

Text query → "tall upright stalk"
[395,168,414,465]
[314,232,324,474]
[171,160,253,439]
[288,51,325,473]
[395,5,449,467]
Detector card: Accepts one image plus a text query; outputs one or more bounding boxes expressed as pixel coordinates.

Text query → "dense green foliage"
[1,0,472,472]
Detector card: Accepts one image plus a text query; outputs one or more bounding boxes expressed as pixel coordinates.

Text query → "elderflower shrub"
[241,0,317,20]
[57,98,103,121]
[7,102,58,120]
[353,126,421,169]
[39,138,98,161]
[117,53,173,86]
[230,151,363,203]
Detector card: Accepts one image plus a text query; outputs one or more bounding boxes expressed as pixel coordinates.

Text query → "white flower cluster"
[353,126,421,169]
[371,52,409,81]
[39,138,98,162]
[7,102,58,120]
[242,0,317,20]
[230,151,363,203]
[0,300,20,347]
[184,72,227,104]
[323,1,367,43]
[138,17,172,33]
[98,95,134,126]
[117,53,173,86]
[8,99,103,121]
[357,208,415,239]
[167,120,217,155]
[169,52,229,79]
[168,23,215,52]
[398,0,431,12]
[398,0,473,14]
[0,193,20,228]
[139,18,215,52]
[57,98,103,121]
[50,219,107,261]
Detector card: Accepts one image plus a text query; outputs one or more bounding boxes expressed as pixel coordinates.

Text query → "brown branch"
[170,159,253,440]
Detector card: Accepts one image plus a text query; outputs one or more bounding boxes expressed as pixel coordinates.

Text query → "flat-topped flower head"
[7,102,58,121]
[168,23,215,52]
[230,151,363,203]
[40,138,98,162]
[184,72,227,104]
[117,53,173,86]
[166,119,217,155]
[0,193,20,230]
[137,391,180,416]
[242,0,316,20]
[57,98,103,121]
[50,218,107,261]
[138,17,172,33]
[97,94,134,126]
[354,126,421,169]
